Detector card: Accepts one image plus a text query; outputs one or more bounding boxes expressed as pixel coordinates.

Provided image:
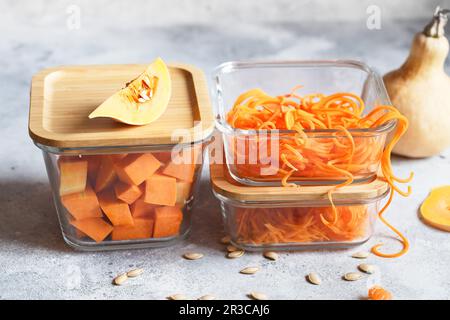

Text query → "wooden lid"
[210,162,389,204]
[29,63,214,150]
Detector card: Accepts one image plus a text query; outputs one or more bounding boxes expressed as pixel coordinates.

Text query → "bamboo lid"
[29,63,214,150]
[210,162,389,204]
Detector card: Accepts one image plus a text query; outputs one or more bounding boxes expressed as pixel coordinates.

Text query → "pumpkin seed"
[183,252,204,260]
[227,245,238,252]
[168,294,188,300]
[240,266,259,275]
[113,273,128,285]
[126,268,144,278]
[227,250,244,259]
[344,272,363,281]
[249,292,268,300]
[263,251,278,261]
[352,251,370,259]
[198,294,216,300]
[220,235,231,244]
[358,263,376,274]
[307,272,322,285]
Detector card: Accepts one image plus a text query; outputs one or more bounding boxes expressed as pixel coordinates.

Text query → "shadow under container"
[29,63,214,250]
[210,162,389,251]
[212,60,395,186]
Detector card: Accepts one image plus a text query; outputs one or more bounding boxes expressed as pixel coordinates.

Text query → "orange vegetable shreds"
[75,228,87,239]
[176,181,192,205]
[227,87,413,258]
[131,198,159,218]
[114,181,143,205]
[144,174,177,206]
[368,286,393,300]
[70,218,113,243]
[111,218,154,241]
[95,156,117,192]
[153,206,183,238]
[59,157,88,196]
[114,153,161,185]
[97,189,134,226]
[61,184,103,220]
[234,205,370,244]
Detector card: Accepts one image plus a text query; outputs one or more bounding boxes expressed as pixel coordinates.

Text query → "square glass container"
[29,63,214,251]
[211,60,395,186]
[210,161,389,250]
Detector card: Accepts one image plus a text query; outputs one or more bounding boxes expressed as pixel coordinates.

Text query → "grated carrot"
[226,87,413,257]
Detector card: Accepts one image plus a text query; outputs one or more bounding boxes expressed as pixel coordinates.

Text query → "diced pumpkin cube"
[162,162,196,182]
[152,152,172,164]
[95,156,117,192]
[84,155,102,185]
[111,218,154,241]
[131,198,158,218]
[70,218,113,243]
[153,206,183,238]
[114,181,143,205]
[61,184,103,220]
[176,181,192,206]
[59,158,88,196]
[115,153,161,185]
[97,189,134,226]
[109,153,128,162]
[144,174,177,206]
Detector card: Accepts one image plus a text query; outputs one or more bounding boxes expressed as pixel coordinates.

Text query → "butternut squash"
[420,185,450,231]
[384,7,450,157]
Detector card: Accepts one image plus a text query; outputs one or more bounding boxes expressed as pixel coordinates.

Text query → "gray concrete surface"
[1,0,450,299]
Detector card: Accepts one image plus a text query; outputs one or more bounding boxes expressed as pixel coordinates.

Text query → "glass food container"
[29,63,214,251]
[211,60,395,186]
[210,160,389,250]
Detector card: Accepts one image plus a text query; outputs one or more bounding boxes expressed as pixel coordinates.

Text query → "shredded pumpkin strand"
[227,87,412,258]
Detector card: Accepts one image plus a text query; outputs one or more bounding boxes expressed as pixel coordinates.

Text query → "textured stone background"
[1,0,450,299]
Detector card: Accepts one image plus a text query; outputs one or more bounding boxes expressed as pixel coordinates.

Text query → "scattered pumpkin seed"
[168,294,188,300]
[249,292,268,300]
[358,263,376,274]
[113,273,128,285]
[220,235,231,244]
[227,250,244,259]
[183,252,204,260]
[307,272,322,285]
[227,245,238,252]
[263,251,278,261]
[198,294,216,300]
[126,268,144,278]
[344,272,363,281]
[240,266,259,275]
[352,251,370,259]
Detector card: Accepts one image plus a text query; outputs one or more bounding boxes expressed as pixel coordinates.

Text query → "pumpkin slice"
[88,57,171,125]
[420,185,450,231]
